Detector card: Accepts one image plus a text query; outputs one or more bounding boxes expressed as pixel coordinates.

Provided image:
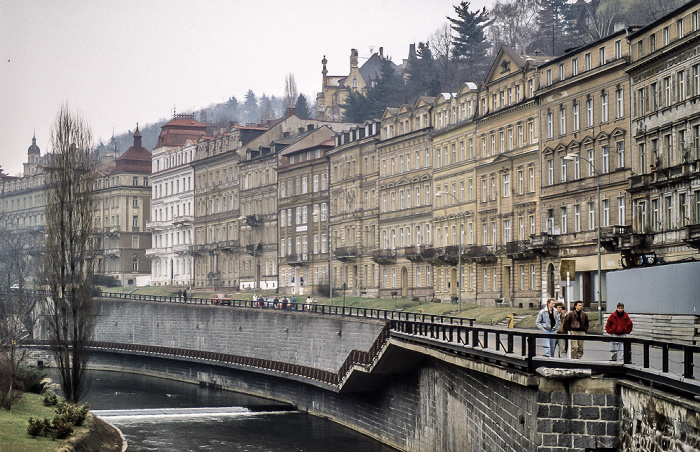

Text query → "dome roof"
[28,135,40,155]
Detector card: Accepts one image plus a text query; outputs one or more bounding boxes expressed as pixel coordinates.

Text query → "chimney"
[287,107,296,118]
[299,127,305,134]
[307,124,315,131]
[379,47,384,59]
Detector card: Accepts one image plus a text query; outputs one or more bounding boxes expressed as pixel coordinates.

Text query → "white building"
[146,114,207,287]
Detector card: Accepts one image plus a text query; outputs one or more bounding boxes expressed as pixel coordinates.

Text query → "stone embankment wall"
[91,298,385,372]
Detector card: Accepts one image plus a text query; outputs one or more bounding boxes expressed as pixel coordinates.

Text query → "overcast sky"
[0,0,492,176]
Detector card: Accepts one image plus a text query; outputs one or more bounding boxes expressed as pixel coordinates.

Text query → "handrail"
[11,288,475,326]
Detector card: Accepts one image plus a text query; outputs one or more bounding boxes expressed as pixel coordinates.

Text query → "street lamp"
[563,152,603,325]
[435,191,463,313]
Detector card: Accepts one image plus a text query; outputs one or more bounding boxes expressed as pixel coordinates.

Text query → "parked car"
[211,294,232,305]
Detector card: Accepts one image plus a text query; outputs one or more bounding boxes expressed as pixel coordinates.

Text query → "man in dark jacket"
[563,301,589,359]
[605,302,633,362]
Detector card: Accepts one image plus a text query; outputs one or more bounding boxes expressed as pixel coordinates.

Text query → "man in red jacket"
[605,302,634,362]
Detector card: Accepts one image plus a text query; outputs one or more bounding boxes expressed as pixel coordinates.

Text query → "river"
[63,370,396,451]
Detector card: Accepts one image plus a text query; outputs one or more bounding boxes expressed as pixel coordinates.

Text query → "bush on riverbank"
[27,399,90,440]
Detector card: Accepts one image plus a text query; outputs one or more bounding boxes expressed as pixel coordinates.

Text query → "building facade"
[94,128,152,286]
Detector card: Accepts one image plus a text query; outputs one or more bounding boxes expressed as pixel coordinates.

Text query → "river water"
[67,370,395,451]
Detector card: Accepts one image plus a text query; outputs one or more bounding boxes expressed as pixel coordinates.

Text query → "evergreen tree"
[243,90,258,124]
[224,96,239,122]
[406,42,442,99]
[341,91,373,123]
[533,0,577,56]
[259,93,275,121]
[295,94,312,119]
[367,58,404,117]
[448,1,492,82]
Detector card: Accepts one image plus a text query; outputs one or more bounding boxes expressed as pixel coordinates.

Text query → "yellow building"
[537,29,634,309]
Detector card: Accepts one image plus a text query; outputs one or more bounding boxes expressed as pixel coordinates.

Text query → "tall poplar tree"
[42,105,97,404]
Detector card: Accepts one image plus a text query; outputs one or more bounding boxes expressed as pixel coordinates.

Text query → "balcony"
[245,215,264,227]
[173,215,194,225]
[505,240,535,259]
[220,240,240,252]
[371,249,397,264]
[104,248,120,257]
[334,246,358,262]
[103,227,119,236]
[404,245,424,262]
[172,243,190,254]
[286,253,309,266]
[684,223,700,249]
[601,225,632,252]
[528,233,559,257]
[464,245,497,263]
[419,246,443,265]
[441,245,461,265]
[145,248,158,257]
[245,243,263,255]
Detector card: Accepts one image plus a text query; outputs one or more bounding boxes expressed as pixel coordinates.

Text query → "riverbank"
[0,393,123,452]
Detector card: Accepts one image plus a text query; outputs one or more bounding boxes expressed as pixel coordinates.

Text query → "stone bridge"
[27,296,700,451]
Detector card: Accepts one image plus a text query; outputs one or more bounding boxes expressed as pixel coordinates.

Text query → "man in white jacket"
[536,298,560,357]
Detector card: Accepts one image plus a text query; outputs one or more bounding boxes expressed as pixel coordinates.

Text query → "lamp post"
[435,191,463,313]
[563,153,602,325]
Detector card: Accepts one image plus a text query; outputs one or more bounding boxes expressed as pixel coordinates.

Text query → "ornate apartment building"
[277,126,336,295]
[147,114,207,287]
[537,29,635,308]
[375,98,435,298]
[627,0,700,265]
[327,121,381,297]
[94,128,152,286]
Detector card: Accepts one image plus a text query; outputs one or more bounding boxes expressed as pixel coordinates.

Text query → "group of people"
[536,298,633,361]
[255,295,298,309]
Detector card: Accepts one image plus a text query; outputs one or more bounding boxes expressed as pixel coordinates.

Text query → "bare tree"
[430,23,463,92]
[0,222,38,409]
[41,105,97,404]
[489,0,539,54]
[284,73,298,109]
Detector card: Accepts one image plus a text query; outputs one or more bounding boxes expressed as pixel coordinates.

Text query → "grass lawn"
[0,392,89,452]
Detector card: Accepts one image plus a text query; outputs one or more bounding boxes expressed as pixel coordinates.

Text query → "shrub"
[15,365,46,394]
[29,397,89,440]
[43,393,59,407]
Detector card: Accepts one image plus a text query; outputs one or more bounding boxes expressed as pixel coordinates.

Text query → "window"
[517,170,523,195]
[615,40,622,59]
[651,198,659,231]
[602,146,610,173]
[618,196,626,225]
[547,159,554,185]
[559,63,565,81]
[503,219,511,242]
[132,215,138,228]
[617,141,625,168]
[573,156,580,179]
[132,257,138,272]
[572,58,578,76]
[665,196,673,229]
[678,71,686,101]
[574,205,581,232]
[503,173,510,198]
[664,26,670,45]
[547,111,553,138]
[559,107,566,135]
[603,199,610,227]
[560,207,568,234]
[528,167,535,192]
[588,202,595,230]
[650,33,656,52]
[585,52,591,70]
[677,19,684,39]
[132,196,138,208]
[573,102,580,131]
[693,64,700,97]
[639,143,646,173]
[694,11,699,31]
[586,98,594,127]
[601,92,609,123]
[664,76,671,106]
[560,157,567,183]
[616,88,624,118]
[599,46,606,65]
[546,69,552,85]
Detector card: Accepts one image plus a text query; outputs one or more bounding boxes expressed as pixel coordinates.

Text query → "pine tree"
[449,1,492,81]
[341,91,373,122]
[243,90,258,124]
[406,42,442,99]
[533,0,577,56]
[295,94,312,119]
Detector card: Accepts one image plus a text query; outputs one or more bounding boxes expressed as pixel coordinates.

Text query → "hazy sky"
[0,0,491,176]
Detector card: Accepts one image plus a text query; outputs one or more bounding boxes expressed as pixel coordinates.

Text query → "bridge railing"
[390,319,700,396]
[13,288,475,326]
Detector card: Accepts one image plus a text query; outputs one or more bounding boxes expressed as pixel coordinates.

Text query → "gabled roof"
[485,46,551,85]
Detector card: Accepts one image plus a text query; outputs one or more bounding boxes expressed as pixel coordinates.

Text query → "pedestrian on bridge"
[564,301,589,359]
[605,302,633,362]
[536,298,560,357]
[555,302,568,358]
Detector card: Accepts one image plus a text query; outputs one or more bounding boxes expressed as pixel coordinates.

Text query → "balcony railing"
[419,246,443,264]
[371,249,397,264]
[441,245,461,265]
[505,241,535,259]
[220,240,240,252]
[528,233,559,257]
[172,215,194,225]
[245,215,264,227]
[684,223,700,249]
[104,248,120,257]
[245,243,263,255]
[286,253,309,266]
[334,246,358,261]
[464,245,497,263]
[404,245,424,262]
